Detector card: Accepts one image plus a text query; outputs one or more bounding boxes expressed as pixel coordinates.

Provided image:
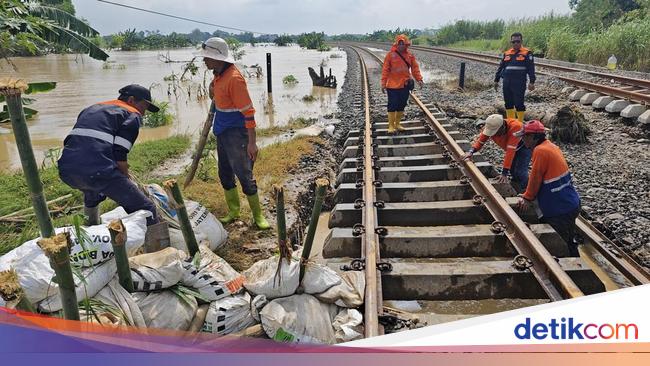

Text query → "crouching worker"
[464,114,531,191]
[58,85,160,226]
[515,120,581,257]
[195,37,270,229]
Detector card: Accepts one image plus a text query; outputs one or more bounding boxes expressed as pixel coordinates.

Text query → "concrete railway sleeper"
[323,45,650,338]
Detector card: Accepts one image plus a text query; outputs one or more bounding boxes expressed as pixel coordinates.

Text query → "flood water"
[0,44,346,171]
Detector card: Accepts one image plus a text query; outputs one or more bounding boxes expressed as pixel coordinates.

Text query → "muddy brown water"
[0,45,346,171]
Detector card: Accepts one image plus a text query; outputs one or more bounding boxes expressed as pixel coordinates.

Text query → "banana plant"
[0,81,56,123]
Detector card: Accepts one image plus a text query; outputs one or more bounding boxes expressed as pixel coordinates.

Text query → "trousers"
[216,127,257,195]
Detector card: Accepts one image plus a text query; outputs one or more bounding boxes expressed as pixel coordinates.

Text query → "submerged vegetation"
[142,100,174,128]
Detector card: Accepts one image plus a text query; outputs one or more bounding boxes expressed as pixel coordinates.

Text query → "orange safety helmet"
[393,34,411,46]
[514,120,546,136]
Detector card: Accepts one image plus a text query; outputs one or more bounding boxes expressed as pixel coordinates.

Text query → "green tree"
[274,34,293,46]
[570,0,641,32]
[0,0,108,60]
[226,37,245,60]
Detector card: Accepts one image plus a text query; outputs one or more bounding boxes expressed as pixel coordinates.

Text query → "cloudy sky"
[75,0,572,35]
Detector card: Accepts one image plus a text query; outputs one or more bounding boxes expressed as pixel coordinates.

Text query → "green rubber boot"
[219,188,241,224]
[246,193,271,230]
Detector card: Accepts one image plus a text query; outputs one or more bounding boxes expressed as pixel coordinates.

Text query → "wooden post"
[0,270,36,313]
[164,179,199,257]
[0,80,54,238]
[459,62,466,90]
[266,53,273,94]
[38,233,79,321]
[108,220,134,292]
[299,178,329,282]
[184,102,215,188]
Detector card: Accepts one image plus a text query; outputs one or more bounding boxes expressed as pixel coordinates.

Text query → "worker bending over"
[58,85,159,226]
[464,114,531,191]
[516,120,581,257]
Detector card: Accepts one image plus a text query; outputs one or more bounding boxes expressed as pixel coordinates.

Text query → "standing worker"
[194,37,270,230]
[494,32,536,122]
[464,114,531,191]
[515,120,581,257]
[381,34,424,134]
[58,85,160,226]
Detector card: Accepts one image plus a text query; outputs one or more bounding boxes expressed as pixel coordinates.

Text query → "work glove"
[463,148,475,161]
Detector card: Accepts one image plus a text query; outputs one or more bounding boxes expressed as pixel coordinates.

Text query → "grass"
[446,39,503,52]
[183,136,324,271]
[255,117,317,137]
[0,135,191,255]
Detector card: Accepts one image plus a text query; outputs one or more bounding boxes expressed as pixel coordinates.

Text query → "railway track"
[322,45,650,338]
[356,41,650,105]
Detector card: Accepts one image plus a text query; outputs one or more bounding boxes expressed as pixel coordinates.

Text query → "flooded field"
[0,44,346,171]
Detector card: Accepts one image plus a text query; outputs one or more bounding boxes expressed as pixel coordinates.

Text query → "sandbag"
[314,271,365,307]
[145,184,228,251]
[243,256,340,300]
[133,290,198,331]
[201,293,267,336]
[87,277,147,327]
[39,259,116,313]
[0,211,148,305]
[332,309,364,343]
[181,245,244,302]
[68,210,149,267]
[243,257,299,299]
[129,247,187,292]
[260,294,338,344]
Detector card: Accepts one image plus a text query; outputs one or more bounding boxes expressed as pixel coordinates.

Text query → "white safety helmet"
[194,37,235,64]
[482,114,505,137]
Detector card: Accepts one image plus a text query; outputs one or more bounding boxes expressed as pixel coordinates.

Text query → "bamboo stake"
[299,178,329,282]
[273,186,292,284]
[184,102,215,188]
[164,179,199,257]
[37,233,79,321]
[108,220,134,293]
[0,270,36,313]
[0,79,54,238]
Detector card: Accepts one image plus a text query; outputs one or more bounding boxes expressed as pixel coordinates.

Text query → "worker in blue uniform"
[58,85,160,226]
[494,32,536,122]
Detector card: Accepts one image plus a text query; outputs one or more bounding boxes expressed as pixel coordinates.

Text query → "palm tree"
[0,0,108,61]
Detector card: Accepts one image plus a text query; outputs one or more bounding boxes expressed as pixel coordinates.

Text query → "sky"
[75,0,573,36]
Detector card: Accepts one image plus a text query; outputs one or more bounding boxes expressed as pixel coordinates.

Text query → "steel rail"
[353,42,650,104]
[576,217,650,285]
[348,42,650,287]
[420,45,650,91]
[363,41,650,91]
[350,47,381,337]
[352,45,585,301]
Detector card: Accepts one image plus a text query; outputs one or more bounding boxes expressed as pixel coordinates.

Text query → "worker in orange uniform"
[194,37,270,229]
[515,120,581,257]
[464,114,531,192]
[494,32,536,122]
[381,34,424,134]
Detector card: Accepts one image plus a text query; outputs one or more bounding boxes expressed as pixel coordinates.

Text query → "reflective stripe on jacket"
[495,47,536,83]
[58,100,141,176]
[212,64,256,135]
[523,140,580,217]
[381,48,423,89]
[471,118,523,170]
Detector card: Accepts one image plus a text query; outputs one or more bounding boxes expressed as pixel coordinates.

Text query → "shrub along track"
[322,45,650,338]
